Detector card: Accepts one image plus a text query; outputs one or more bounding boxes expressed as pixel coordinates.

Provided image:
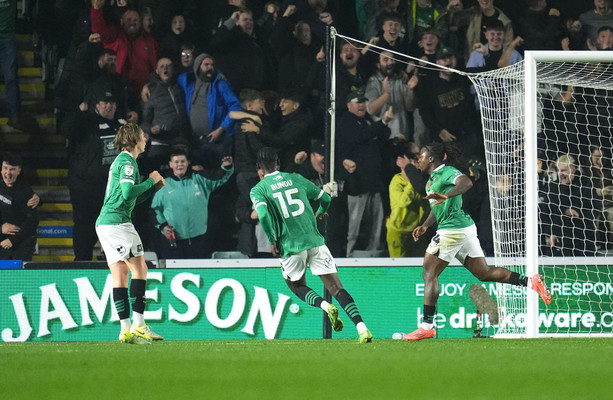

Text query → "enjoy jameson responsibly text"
[2,272,292,342]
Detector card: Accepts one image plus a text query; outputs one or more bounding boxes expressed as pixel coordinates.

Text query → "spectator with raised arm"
[90,0,159,103]
[365,49,416,140]
[337,89,394,257]
[271,5,320,93]
[258,88,312,170]
[291,140,350,257]
[447,0,514,62]
[82,48,137,123]
[361,12,410,78]
[65,91,125,260]
[465,20,522,73]
[151,148,234,259]
[386,141,429,257]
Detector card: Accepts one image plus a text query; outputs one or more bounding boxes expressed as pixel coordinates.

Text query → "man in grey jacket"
[141,57,190,172]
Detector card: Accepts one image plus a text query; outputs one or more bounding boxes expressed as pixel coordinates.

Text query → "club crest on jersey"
[124,166,134,176]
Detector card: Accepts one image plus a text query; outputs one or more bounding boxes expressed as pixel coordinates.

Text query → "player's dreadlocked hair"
[256,147,280,172]
[423,142,467,172]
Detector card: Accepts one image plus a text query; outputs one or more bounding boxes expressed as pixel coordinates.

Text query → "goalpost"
[470,51,613,338]
[327,27,613,338]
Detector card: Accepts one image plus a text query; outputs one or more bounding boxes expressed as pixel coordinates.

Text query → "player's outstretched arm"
[427,174,473,207]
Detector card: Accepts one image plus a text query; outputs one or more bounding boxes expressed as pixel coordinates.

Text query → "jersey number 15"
[272,188,305,219]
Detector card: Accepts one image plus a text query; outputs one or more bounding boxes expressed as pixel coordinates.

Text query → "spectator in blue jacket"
[151,148,234,259]
[178,53,241,168]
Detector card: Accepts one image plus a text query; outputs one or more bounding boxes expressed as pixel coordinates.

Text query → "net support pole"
[524,52,539,338]
[322,25,335,340]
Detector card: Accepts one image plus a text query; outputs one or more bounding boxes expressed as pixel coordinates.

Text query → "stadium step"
[32,186,70,202]
[17,50,35,68]
[38,237,73,247]
[19,67,42,78]
[2,32,62,167]
[32,255,75,262]
[31,167,79,261]
[0,82,46,100]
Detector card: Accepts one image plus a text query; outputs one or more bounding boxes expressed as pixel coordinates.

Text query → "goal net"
[469,52,613,337]
[329,29,613,338]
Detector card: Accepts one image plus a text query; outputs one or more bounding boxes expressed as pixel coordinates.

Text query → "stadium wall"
[1,259,611,342]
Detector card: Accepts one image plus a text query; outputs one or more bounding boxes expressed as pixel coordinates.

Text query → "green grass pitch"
[1,338,611,399]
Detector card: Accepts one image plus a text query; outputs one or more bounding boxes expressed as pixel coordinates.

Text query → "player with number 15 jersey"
[250,170,328,258]
[249,147,373,343]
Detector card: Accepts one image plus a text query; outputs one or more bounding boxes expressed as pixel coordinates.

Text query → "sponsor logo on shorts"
[137,244,143,252]
[115,245,127,256]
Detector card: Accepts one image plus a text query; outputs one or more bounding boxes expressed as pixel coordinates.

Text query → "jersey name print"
[250,171,326,257]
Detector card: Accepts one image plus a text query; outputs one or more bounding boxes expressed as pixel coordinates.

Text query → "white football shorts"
[426,224,485,263]
[280,245,337,282]
[96,223,144,266]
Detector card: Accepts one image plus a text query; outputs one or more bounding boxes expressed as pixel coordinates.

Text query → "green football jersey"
[250,171,328,257]
[426,164,474,230]
[96,151,153,226]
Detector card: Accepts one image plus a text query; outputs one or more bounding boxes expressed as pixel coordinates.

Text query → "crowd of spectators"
[17,0,613,260]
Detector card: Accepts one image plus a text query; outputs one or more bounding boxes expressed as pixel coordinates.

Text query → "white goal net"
[470,52,613,337]
[330,30,613,337]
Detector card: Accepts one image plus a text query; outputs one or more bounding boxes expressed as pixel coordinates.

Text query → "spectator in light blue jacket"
[151,148,234,259]
[465,20,523,73]
[178,53,241,169]
[465,20,523,111]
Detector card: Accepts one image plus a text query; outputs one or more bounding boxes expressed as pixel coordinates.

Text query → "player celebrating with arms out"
[95,123,165,344]
[404,142,551,341]
[250,147,373,343]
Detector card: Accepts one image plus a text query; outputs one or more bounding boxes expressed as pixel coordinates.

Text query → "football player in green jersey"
[250,148,373,343]
[404,142,552,341]
[95,123,165,344]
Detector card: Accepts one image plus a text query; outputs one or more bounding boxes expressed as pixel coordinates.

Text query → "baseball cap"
[346,89,368,103]
[311,140,325,155]
[435,47,455,60]
[97,91,117,103]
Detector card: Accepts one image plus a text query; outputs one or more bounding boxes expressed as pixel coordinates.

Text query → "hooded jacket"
[177,53,241,137]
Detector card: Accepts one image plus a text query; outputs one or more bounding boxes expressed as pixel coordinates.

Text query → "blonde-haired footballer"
[95,123,165,344]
